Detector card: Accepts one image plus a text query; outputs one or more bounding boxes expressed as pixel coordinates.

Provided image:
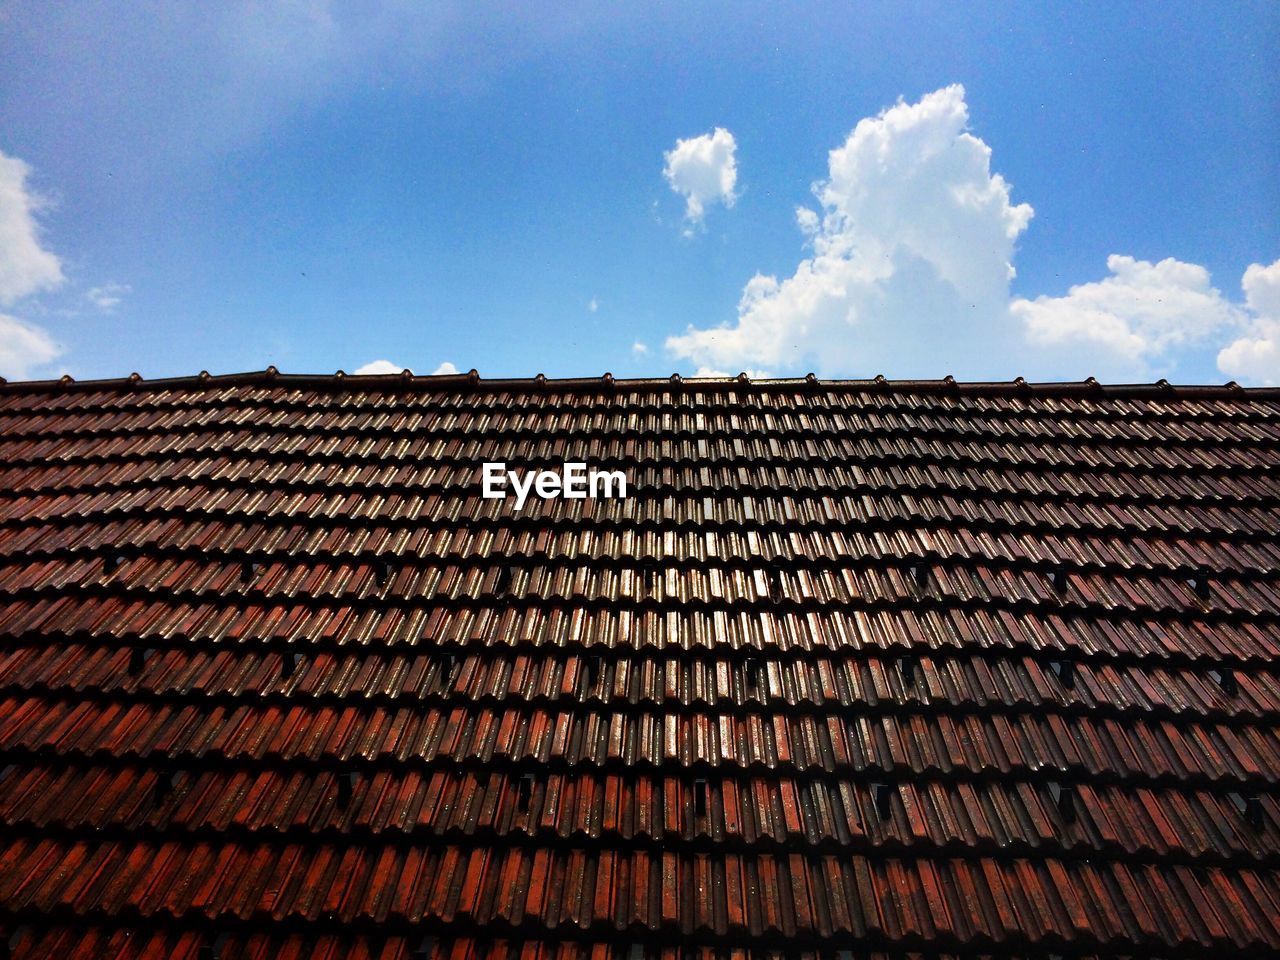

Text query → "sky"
[1,1,1277,384]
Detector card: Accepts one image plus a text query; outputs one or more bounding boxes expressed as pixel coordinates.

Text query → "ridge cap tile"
[1,367,1280,403]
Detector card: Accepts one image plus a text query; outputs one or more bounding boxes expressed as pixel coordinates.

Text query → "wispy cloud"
[85,282,131,312]
[0,314,60,380]
[2,4,621,160]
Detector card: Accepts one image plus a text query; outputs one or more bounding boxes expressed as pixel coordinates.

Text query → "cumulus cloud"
[692,366,773,379]
[0,314,61,380]
[353,359,405,375]
[0,149,65,379]
[666,86,1033,375]
[0,149,64,306]
[795,206,820,238]
[85,282,131,312]
[1013,255,1242,369]
[663,127,738,231]
[631,341,649,356]
[663,85,1279,383]
[1217,259,1280,385]
[352,359,459,376]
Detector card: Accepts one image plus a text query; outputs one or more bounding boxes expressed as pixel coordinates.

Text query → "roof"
[0,369,1277,959]
[5,365,1280,399]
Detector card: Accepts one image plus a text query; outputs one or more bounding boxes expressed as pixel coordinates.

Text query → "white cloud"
[662,85,1280,383]
[0,150,65,380]
[692,366,773,379]
[0,314,61,380]
[353,359,404,375]
[795,206,820,238]
[352,359,459,376]
[631,341,649,356]
[1218,259,1280,385]
[663,127,738,231]
[85,282,131,312]
[588,298,599,313]
[0,149,65,306]
[666,86,1033,376]
[1013,255,1242,371]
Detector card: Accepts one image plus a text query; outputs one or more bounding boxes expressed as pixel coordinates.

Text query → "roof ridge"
[1,368,1277,400]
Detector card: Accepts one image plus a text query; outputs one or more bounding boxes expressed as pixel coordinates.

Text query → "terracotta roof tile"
[0,371,1278,957]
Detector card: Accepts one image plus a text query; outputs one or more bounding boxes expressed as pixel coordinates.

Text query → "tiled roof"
[0,369,1277,959]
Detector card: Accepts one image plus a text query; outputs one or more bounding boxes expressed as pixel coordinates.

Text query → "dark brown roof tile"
[1,373,1278,958]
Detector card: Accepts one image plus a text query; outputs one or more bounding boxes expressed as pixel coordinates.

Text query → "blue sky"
[1,2,1277,383]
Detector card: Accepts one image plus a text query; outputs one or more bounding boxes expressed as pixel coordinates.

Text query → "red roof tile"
[0,371,1278,958]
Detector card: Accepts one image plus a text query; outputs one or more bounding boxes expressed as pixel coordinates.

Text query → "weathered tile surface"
[0,370,1277,959]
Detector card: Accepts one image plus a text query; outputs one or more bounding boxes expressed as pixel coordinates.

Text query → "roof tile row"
[3,558,1278,625]
[4,481,1277,545]
[7,511,1280,586]
[3,596,1276,664]
[2,764,1272,861]
[5,926,970,960]
[5,399,1280,446]
[2,643,1276,722]
[4,427,1278,476]
[2,695,1275,785]
[3,838,1278,949]
[2,455,1277,507]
